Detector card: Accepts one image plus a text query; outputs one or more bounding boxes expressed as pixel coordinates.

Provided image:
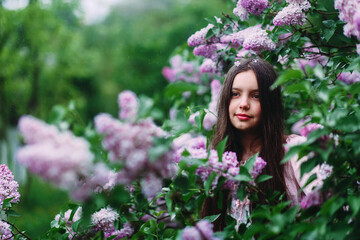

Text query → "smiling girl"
[200,58,318,231]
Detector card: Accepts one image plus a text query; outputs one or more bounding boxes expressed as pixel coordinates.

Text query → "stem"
[4,220,32,240]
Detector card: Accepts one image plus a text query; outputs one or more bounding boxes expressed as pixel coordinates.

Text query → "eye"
[231,91,240,97]
[252,93,260,99]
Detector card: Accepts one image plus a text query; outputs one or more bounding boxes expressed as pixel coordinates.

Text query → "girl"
[200,58,317,230]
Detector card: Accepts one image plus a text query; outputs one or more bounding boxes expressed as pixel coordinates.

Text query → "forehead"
[232,70,258,90]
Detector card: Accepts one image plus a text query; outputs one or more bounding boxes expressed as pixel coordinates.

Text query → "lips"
[236,113,252,120]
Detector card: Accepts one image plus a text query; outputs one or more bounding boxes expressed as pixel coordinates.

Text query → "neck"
[237,131,262,162]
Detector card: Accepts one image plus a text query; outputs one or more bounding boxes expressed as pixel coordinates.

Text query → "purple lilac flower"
[187,24,215,47]
[335,0,360,40]
[182,227,202,240]
[317,163,333,181]
[162,55,201,84]
[182,220,218,240]
[193,44,223,60]
[241,26,276,53]
[140,173,163,198]
[118,90,139,121]
[91,206,119,233]
[195,220,215,239]
[273,2,309,26]
[55,207,82,238]
[250,157,267,180]
[107,223,134,240]
[337,70,360,84]
[300,190,322,209]
[0,164,20,207]
[0,220,13,240]
[295,43,327,71]
[240,0,269,15]
[95,114,176,198]
[17,116,94,200]
[299,123,324,137]
[233,1,249,21]
[200,59,217,73]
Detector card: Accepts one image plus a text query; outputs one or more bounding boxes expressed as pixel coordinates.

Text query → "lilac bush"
[0,164,20,207]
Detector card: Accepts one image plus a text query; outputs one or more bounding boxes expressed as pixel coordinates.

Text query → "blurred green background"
[0,0,229,238]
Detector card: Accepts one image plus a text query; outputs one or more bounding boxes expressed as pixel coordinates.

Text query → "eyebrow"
[232,88,259,92]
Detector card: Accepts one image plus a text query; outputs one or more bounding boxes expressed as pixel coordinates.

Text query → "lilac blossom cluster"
[162,55,202,84]
[250,156,267,180]
[273,0,311,26]
[334,0,360,40]
[195,150,239,190]
[54,207,82,238]
[0,220,13,240]
[182,220,220,240]
[233,0,249,21]
[0,164,20,208]
[16,116,110,201]
[238,0,269,15]
[300,190,322,209]
[337,70,360,84]
[92,207,118,233]
[187,24,216,47]
[94,114,177,198]
[295,43,327,72]
[299,123,324,137]
[220,25,276,53]
[188,79,222,130]
[118,90,139,121]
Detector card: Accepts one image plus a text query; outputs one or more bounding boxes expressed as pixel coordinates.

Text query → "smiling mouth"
[236,114,252,120]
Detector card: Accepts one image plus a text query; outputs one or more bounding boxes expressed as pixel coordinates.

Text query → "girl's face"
[228,70,262,133]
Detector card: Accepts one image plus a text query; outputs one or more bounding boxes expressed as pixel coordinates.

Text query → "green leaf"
[348,195,360,217]
[204,172,217,195]
[233,166,252,182]
[285,81,311,94]
[48,105,67,124]
[256,174,273,184]
[203,213,221,223]
[236,185,247,201]
[271,69,303,89]
[216,136,228,163]
[281,145,303,164]
[165,81,199,98]
[244,153,258,171]
[5,209,20,217]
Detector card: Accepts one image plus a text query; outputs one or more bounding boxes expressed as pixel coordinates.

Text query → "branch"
[4,220,32,240]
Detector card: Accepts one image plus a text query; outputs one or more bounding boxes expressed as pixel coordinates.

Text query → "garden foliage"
[1,0,360,239]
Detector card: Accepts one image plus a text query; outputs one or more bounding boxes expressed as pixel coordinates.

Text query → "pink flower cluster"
[94,114,177,198]
[118,90,139,121]
[335,0,360,40]
[54,207,82,238]
[187,24,216,47]
[195,150,239,190]
[188,80,222,130]
[91,206,119,233]
[299,123,324,137]
[16,116,99,199]
[273,0,311,26]
[300,190,322,209]
[239,0,269,15]
[182,220,220,240]
[0,220,13,240]
[220,25,276,53]
[250,156,267,180]
[337,70,360,84]
[296,43,327,72]
[0,164,20,208]
[233,1,249,21]
[162,55,201,84]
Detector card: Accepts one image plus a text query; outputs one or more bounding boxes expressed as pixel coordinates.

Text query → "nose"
[239,96,250,110]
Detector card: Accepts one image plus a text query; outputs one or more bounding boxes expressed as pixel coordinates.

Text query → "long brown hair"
[200,58,286,230]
